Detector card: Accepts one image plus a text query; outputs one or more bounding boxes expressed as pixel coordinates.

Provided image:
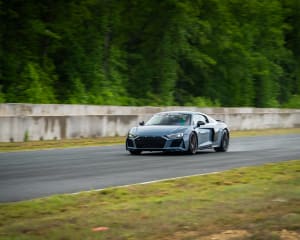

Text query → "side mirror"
[197,121,205,127]
[139,121,145,126]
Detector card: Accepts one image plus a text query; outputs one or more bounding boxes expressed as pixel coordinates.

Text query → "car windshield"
[146,113,191,126]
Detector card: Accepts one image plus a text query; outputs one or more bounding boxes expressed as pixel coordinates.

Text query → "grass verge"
[0,136,125,152]
[1,128,300,152]
[0,160,299,240]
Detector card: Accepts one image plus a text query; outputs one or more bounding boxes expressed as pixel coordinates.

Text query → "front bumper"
[126,136,186,152]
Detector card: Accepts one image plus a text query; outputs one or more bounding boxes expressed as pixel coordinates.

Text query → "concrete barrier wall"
[0,104,299,142]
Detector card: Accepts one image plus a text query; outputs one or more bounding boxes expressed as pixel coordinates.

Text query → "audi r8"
[126,111,229,155]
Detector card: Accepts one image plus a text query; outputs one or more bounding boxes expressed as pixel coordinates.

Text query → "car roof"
[155,111,206,115]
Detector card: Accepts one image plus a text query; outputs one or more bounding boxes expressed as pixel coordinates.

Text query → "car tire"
[214,130,229,152]
[129,150,142,155]
[187,132,198,155]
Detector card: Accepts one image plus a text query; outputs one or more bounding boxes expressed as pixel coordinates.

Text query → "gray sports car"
[126,111,229,155]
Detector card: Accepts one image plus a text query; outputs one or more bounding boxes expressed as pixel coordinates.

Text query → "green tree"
[19,62,55,103]
[282,0,300,103]
[0,0,299,108]
[0,85,5,103]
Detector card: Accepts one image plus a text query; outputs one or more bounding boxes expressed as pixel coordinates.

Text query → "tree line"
[0,0,300,107]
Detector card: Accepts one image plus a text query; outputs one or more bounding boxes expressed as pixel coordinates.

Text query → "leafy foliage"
[282,95,300,108]
[0,85,5,103]
[0,0,299,107]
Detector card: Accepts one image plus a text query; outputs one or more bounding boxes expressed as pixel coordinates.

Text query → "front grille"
[135,136,166,148]
[127,139,134,147]
[170,139,182,147]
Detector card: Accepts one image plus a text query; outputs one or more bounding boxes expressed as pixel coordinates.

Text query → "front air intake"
[135,137,166,148]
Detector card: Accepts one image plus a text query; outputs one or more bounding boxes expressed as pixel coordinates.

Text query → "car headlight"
[167,132,184,139]
[128,132,137,138]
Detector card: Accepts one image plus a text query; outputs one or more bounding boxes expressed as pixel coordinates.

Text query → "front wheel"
[214,130,229,152]
[187,132,198,155]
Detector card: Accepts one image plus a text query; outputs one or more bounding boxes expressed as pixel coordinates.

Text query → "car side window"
[193,115,206,126]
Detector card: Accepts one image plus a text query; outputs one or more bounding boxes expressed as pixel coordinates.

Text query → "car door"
[193,114,212,148]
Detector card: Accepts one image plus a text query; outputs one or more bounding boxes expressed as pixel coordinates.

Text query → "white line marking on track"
[70,171,221,196]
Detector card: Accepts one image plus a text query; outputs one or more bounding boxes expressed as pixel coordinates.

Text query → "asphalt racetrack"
[0,134,300,202]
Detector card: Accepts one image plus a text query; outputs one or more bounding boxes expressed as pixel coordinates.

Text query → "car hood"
[130,125,189,137]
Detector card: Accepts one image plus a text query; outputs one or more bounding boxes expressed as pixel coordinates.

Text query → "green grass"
[1,128,300,152]
[0,136,126,152]
[230,128,300,138]
[0,160,299,239]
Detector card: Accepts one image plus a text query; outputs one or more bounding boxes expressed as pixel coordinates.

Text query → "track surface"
[0,134,300,202]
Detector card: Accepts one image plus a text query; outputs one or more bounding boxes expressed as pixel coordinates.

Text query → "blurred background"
[0,0,299,108]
